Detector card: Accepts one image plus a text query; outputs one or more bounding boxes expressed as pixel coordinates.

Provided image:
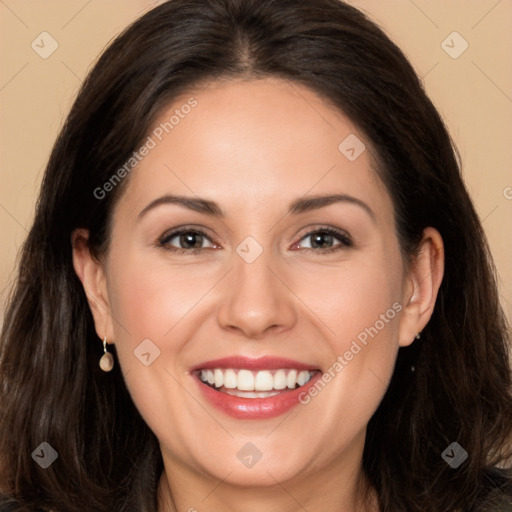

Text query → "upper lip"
[190,356,319,372]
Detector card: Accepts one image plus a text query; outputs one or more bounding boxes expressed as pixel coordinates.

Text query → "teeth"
[214,368,224,388]
[287,369,297,389]
[226,390,282,398]
[273,369,287,389]
[254,370,273,391]
[224,369,237,389]
[297,370,310,386]
[199,368,314,392]
[237,369,254,391]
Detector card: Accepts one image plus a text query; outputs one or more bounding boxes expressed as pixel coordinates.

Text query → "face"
[78,78,433,493]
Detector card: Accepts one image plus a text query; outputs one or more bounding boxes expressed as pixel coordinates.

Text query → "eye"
[292,227,353,253]
[158,228,217,253]
[157,226,352,254]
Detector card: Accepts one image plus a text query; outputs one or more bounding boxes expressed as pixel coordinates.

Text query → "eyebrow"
[138,195,223,219]
[137,193,375,222]
[288,194,375,222]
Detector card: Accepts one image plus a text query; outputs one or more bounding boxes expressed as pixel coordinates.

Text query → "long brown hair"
[1,1,511,510]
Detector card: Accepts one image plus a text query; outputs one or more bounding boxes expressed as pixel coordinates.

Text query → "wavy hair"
[1,0,511,510]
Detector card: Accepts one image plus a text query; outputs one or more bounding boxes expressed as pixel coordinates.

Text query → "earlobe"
[71,229,114,341]
[398,227,444,347]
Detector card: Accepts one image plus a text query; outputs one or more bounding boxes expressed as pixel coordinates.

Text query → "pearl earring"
[99,336,114,372]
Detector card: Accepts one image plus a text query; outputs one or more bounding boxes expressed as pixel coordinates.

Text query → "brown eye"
[177,232,205,249]
[159,229,216,251]
[295,228,353,252]
[310,232,336,249]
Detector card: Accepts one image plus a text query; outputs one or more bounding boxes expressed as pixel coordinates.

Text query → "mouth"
[196,368,317,398]
[191,356,322,419]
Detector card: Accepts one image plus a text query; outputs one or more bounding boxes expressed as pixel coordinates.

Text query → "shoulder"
[0,493,16,512]
[0,500,17,512]
[472,467,512,511]
[0,496,44,512]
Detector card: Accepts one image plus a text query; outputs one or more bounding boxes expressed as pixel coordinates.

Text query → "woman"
[1,0,511,510]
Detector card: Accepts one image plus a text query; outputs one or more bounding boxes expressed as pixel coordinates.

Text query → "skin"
[73,78,444,512]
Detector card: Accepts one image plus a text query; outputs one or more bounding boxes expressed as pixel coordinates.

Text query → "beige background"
[1,0,511,325]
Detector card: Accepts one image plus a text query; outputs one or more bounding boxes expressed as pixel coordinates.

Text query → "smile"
[198,368,314,397]
[191,356,322,419]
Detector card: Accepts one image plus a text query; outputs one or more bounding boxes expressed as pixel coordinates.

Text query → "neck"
[157,445,379,512]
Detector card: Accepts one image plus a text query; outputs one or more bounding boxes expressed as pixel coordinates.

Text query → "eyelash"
[157,225,353,255]
[294,227,354,254]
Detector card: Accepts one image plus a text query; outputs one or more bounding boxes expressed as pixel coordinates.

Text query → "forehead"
[116,78,393,222]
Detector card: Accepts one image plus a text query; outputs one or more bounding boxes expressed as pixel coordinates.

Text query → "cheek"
[104,251,222,412]
[106,251,219,344]
[292,245,404,351]
[103,256,216,453]
[290,245,405,422]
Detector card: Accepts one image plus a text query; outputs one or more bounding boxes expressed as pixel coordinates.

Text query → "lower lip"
[194,372,322,419]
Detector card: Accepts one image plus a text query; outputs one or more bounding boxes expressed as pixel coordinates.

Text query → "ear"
[398,227,444,347]
[71,228,114,343]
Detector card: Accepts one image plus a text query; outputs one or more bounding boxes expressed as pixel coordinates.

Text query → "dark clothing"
[1,467,511,511]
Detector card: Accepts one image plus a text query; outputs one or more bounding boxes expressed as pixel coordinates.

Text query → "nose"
[216,252,298,339]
